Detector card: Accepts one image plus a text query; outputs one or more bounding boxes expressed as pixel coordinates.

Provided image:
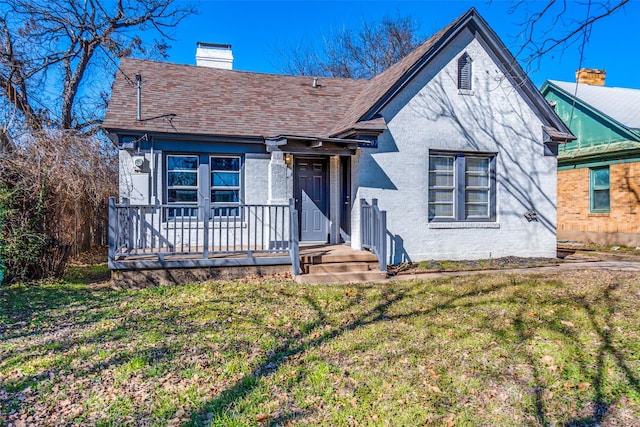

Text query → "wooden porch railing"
[360,198,387,273]
[108,197,300,271]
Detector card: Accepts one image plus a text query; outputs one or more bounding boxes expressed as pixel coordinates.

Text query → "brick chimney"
[196,42,233,70]
[576,68,606,85]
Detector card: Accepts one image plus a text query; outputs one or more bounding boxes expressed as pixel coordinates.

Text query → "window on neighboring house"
[590,166,610,212]
[167,155,199,217]
[458,53,472,91]
[211,156,241,217]
[428,152,496,221]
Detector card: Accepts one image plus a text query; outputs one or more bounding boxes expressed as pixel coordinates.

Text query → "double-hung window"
[428,152,496,221]
[211,156,241,217]
[590,166,610,213]
[167,155,199,217]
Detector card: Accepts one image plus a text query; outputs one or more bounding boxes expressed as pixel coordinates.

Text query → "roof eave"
[359,10,476,122]
[359,8,573,137]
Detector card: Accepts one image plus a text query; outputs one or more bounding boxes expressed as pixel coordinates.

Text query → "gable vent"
[458,53,472,91]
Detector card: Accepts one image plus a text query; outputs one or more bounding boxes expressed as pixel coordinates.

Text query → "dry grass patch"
[1,267,639,426]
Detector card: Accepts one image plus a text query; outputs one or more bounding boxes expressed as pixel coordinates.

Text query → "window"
[167,155,199,216]
[211,156,241,216]
[457,53,472,91]
[428,152,495,221]
[590,166,610,212]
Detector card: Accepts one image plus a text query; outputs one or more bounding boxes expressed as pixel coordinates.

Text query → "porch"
[107,197,388,279]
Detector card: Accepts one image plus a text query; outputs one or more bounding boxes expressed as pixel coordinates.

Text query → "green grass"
[1,266,639,425]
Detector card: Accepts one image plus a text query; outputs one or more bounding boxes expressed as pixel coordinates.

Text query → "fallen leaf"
[578,382,591,391]
[428,368,440,379]
[446,414,455,427]
[560,320,575,327]
[540,355,555,365]
[427,384,442,393]
[256,413,270,423]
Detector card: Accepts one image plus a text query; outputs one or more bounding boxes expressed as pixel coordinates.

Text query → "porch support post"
[329,155,341,244]
[199,162,210,258]
[289,198,300,276]
[108,196,116,267]
[202,197,210,259]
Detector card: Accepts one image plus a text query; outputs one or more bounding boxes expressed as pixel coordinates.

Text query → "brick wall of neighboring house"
[558,161,640,246]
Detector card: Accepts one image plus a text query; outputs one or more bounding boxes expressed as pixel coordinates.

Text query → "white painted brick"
[354,29,557,262]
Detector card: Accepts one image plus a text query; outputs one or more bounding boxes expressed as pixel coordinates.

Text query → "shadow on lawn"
[187,274,640,427]
[2,271,638,425]
[0,267,118,340]
[187,279,516,425]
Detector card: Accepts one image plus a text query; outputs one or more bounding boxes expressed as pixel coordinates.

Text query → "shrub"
[0,131,116,284]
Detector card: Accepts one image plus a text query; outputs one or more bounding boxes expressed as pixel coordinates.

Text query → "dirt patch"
[67,245,108,266]
[388,256,561,276]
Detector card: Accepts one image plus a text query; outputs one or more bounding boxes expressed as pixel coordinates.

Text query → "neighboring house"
[542,72,640,246]
[103,8,572,275]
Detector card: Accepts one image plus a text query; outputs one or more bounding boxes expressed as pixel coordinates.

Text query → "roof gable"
[545,80,640,131]
[330,8,572,139]
[541,81,640,149]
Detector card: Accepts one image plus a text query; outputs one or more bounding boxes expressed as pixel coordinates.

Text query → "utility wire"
[568,0,593,134]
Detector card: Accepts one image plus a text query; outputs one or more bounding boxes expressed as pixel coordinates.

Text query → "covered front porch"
[107,197,388,278]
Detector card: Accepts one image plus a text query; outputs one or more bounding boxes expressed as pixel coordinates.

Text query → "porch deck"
[109,244,375,270]
[108,197,388,276]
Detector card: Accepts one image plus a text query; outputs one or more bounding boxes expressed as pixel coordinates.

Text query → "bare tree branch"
[511,0,629,72]
[0,0,196,138]
[276,14,424,79]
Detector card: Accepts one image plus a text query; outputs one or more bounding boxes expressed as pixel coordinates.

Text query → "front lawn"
[1,267,639,426]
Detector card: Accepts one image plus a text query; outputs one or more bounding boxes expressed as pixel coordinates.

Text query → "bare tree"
[510,0,629,72]
[277,14,423,79]
[0,0,196,149]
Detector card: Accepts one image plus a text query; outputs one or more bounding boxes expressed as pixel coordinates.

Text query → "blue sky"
[163,0,638,88]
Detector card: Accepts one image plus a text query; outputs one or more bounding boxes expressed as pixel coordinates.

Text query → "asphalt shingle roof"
[104,9,569,142]
[549,80,640,131]
[103,60,368,138]
[103,11,465,140]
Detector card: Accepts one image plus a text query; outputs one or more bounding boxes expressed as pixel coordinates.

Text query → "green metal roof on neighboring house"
[541,80,640,162]
[549,80,640,130]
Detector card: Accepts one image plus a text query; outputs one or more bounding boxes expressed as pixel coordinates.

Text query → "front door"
[295,158,329,242]
[340,156,351,239]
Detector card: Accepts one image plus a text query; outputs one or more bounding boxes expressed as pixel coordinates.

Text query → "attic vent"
[458,53,472,91]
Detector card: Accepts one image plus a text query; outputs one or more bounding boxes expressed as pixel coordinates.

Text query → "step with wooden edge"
[300,251,378,265]
[307,261,378,274]
[296,252,386,284]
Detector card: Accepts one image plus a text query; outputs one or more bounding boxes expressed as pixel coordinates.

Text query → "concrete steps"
[295,250,386,284]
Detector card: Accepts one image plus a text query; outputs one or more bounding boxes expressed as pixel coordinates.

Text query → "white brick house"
[103,9,572,272]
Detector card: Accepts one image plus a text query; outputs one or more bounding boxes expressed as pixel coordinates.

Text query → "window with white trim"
[211,156,241,216]
[167,155,198,217]
[458,53,472,91]
[428,152,496,221]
